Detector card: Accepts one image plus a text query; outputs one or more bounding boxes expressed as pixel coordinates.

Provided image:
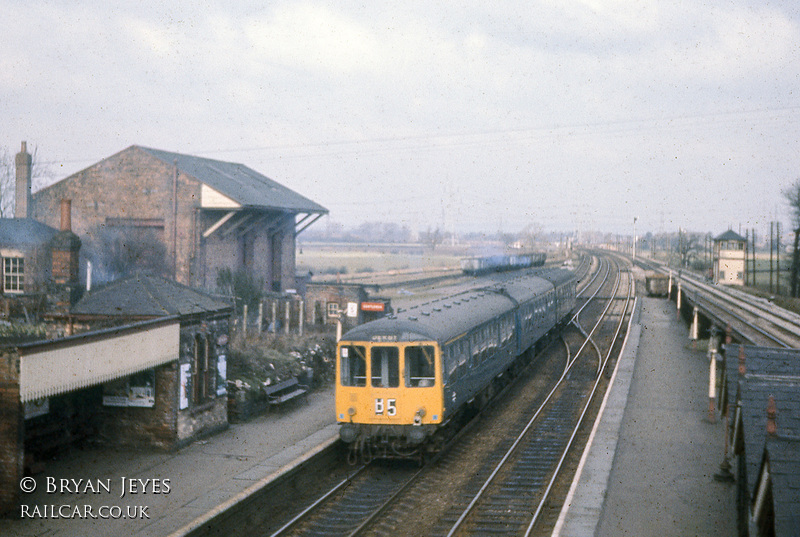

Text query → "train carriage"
[336,269,576,461]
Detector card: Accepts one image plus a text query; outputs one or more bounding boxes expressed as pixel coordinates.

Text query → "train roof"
[341,269,570,344]
[534,268,576,287]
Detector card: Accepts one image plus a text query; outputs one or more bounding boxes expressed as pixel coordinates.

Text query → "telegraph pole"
[770,222,774,293]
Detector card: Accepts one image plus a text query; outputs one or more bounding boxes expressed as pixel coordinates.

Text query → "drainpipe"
[173,159,178,280]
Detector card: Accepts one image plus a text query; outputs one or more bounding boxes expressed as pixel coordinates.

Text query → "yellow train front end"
[336,340,444,460]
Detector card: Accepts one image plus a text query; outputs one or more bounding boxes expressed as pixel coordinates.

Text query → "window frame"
[2,255,25,294]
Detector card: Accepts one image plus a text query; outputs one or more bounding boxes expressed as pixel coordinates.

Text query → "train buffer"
[264,377,310,409]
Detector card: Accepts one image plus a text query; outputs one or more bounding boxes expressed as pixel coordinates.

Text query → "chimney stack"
[15,141,32,219]
[51,199,81,286]
[766,395,777,436]
[60,199,72,232]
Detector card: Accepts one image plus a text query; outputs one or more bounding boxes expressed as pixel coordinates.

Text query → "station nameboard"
[361,302,385,312]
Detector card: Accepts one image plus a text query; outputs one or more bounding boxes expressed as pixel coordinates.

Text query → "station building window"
[327,302,340,318]
[3,256,24,294]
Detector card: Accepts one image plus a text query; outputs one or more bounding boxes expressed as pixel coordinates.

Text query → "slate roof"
[761,436,800,537]
[0,218,58,246]
[71,274,231,318]
[137,146,328,214]
[722,345,800,411]
[738,379,800,492]
[723,345,800,495]
[715,229,746,242]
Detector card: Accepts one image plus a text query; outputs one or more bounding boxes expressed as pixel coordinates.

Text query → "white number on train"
[375,398,396,416]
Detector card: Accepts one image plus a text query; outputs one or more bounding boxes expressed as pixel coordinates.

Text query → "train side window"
[458,341,468,377]
[340,345,366,387]
[406,345,436,387]
[444,345,455,382]
[371,346,399,387]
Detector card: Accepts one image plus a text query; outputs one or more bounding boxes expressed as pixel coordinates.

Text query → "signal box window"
[3,257,24,294]
[340,345,366,386]
[371,346,399,387]
[406,345,435,387]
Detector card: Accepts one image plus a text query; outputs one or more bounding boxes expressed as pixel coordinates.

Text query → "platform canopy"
[17,318,179,403]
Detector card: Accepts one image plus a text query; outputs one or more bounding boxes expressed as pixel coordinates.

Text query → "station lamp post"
[633,216,638,260]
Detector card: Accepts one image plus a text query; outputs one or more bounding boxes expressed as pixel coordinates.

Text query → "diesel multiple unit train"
[335,268,577,461]
[460,252,547,275]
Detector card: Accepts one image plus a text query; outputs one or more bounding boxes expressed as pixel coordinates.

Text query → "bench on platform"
[263,377,310,409]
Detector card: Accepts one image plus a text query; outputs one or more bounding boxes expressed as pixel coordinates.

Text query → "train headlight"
[413,407,426,425]
[347,407,357,417]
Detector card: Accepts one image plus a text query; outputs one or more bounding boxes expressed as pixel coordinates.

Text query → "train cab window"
[405,345,436,387]
[340,345,367,387]
[371,346,399,387]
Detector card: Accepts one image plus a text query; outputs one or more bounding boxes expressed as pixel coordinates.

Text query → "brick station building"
[0,276,232,516]
[31,145,328,292]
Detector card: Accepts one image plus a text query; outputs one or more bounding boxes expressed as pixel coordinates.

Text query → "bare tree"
[0,144,57,218]
[676,229,704,269]
[519,222,543,250]
[0,147,13,217]
[783,180,800,297]
[421,226,442,251]
[85,226,170,283]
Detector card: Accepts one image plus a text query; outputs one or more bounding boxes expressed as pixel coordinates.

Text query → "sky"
[2,1,799,238]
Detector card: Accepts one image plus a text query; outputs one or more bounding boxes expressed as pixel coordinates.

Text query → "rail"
[444,253,633,536]
[638,258,800,348]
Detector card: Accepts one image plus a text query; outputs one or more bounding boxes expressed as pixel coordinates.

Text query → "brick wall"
[32,146,203,287]
[99,362,180,450]
[32,145,300,292]
[32,147,176,240]
[0,349,22,516]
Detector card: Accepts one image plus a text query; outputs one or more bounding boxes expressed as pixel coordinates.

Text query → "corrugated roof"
[72,274,232,318]
[0,218,58,246]
[138,146,328,214]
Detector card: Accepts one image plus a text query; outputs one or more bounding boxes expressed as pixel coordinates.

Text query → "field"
[297,242,469,276]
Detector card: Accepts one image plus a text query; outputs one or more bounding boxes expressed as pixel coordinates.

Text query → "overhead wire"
[32,103,800,167]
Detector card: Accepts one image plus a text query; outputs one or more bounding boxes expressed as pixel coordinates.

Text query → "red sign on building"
[361,302,385,312]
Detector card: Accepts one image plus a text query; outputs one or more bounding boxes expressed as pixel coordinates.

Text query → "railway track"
[638,258,800,347]
[262,252,632,537]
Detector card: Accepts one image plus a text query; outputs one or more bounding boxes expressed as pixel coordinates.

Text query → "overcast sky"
[3,1,799,237]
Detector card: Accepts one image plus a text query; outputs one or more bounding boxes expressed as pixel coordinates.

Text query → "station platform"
[0,388,338,537]
[554,296,737,536]
[2,296,739,537]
